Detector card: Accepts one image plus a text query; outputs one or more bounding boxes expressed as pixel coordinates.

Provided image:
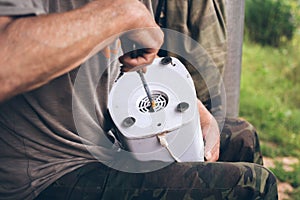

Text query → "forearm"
[0,1,159,102]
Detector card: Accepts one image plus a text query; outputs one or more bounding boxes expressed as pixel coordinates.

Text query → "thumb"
[205,151,212,161]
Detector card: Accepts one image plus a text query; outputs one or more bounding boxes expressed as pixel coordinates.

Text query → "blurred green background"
[241,0,300,198]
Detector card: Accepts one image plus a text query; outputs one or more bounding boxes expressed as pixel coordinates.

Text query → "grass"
[240,31,300,198]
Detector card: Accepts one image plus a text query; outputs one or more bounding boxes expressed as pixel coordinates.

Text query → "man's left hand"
[197,99,220,162]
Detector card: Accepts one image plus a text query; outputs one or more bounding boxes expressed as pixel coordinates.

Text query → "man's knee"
[203,162,278,199]
[219,117,263,164]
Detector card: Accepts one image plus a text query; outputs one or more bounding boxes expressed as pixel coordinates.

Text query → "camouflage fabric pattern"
[157,0,227,116]
[37,163,277,200]
[159,0,265,166]
[36,118,277,200]
[219,117,263,165]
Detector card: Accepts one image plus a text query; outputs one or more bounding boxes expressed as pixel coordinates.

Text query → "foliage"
[241,36,300,157]
[270,162,300,199]
[271,162,300,188]
[240,32,300,198]
[245,0,297,47]
[291,186,300,200]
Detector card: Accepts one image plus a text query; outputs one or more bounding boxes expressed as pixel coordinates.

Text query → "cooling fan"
[108,57,204,162]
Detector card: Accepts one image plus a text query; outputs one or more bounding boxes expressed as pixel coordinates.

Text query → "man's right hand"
[0,0,163,102]
[117,1,164,72]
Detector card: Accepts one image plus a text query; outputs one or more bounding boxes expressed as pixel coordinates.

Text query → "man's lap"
[36,161,277,200]
[36,118,277,200]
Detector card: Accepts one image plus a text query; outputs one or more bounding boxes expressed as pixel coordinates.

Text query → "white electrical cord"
[157,133,181,162]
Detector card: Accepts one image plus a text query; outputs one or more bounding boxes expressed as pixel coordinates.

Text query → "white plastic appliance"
[108,57,204,162]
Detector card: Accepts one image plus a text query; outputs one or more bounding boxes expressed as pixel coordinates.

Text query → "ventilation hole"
[138,91,168,113]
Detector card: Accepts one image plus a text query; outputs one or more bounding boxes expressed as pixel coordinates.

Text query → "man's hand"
[119,48,160,72]
[118,30,163,72]
[197,99,220,162]
[118,1,163,72]
[0,0,163,102]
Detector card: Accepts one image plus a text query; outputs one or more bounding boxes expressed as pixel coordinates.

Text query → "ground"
[263,157,299,200]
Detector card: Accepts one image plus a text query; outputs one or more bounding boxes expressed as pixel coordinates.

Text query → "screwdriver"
[117,43,156,111]
[130,43,155,112]
[137,69,156,112]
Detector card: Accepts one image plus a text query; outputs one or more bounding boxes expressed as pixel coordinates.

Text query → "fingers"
[204,136,220,162]
[119,48,157,72]
[203,118,220,162]
[197,99,220,162]
[119,26,163,72]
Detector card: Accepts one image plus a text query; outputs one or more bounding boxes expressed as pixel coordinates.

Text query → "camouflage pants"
[219,118,263,165]
[36,118,278,200]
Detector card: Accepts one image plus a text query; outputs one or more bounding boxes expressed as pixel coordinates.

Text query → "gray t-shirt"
[0,0,145,199]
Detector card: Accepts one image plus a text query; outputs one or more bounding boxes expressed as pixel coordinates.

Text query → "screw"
[177,102,189,112]
[122,117,136,127]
